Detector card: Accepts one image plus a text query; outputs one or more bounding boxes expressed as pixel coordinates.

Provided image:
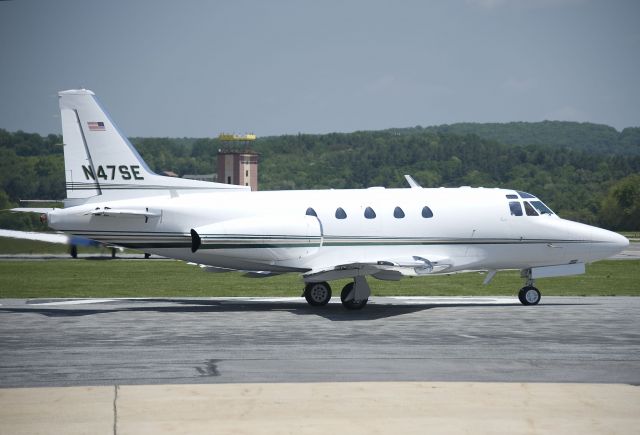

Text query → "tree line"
[0,124,638,231]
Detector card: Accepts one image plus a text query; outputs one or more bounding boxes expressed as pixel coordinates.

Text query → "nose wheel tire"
[340,282,368,310]
[518,286,541,306]
[304,282,332,306]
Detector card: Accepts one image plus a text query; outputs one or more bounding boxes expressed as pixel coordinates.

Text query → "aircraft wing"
[303,255,452,282]
[10,207,57,214]
[0,229,70,244]
[0,228,124,254]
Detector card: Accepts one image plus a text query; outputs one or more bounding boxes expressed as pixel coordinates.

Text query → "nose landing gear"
[518,285,541,305]
[518,270,541,305]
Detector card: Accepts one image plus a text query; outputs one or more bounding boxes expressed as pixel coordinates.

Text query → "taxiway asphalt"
[1,296,638,388]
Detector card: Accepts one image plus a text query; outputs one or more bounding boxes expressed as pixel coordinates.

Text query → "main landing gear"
[304,282,332,306]
[303,276,371,310]
[518,272,541,306]
[340,281,368,310]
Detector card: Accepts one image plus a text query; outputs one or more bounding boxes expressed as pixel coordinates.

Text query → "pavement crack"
[113,384,119,435]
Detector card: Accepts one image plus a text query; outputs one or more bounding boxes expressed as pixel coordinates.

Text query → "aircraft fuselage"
[48,186,627,276]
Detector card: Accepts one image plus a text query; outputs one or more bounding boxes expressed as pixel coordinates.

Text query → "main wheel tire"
[518,286,541,306]
[340,282,368,310]
[518,289,526,305]
[304,282,332,306]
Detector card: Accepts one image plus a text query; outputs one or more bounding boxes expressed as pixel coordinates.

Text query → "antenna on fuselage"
[404,175,422,189]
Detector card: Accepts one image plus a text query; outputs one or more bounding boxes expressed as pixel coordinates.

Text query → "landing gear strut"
[304,282,332,306]
[340,276,370,310]
[518,271,541,305]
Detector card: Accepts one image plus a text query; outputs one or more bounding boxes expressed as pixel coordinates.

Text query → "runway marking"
[29,299,119,306]
[20,296,520,307]
[387,296,517,304]
[230,297,302,303]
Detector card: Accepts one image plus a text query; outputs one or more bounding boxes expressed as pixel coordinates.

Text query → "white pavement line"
[387,296,517,304]
[21,296,523,306]
[29,299,118,306]
[230,297,302,303]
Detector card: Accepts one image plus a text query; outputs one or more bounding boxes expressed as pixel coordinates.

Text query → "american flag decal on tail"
[87,121,105,131]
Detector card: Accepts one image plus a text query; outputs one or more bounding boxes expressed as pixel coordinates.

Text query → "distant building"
[217,150,259,191]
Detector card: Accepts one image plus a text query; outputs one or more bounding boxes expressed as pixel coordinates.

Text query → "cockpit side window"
[422,206,434,218]
[305,207,317,217]
[530,200,554,215]
[506,194,518,199]
[509,201,523,216]
[524,201,539,216]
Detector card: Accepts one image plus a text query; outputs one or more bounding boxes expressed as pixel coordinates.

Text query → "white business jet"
[14,90,629,309]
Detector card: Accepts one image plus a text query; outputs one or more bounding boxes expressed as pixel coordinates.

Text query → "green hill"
[387,121,640,155]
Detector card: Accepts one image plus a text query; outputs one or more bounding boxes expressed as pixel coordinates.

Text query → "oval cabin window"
[394,207,405,218]
[364,207,376,219]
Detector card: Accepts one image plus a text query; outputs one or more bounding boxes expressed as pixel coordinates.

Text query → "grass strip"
[0,259,637,299]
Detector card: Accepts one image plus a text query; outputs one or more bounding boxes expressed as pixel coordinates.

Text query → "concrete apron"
[1,382,638,435]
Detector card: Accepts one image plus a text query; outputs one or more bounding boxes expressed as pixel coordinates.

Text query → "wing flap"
[304,255,452,282]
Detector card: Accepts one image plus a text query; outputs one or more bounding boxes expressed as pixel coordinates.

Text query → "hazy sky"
[1,0,638,137]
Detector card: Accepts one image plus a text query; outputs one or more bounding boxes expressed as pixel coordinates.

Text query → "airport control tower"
[217,134,259,191]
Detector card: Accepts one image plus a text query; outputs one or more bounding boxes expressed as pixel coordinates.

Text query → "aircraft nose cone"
[593,227,629,257]
[612,231,630,250]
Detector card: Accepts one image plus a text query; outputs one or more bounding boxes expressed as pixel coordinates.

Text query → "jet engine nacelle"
[190,214,322,262]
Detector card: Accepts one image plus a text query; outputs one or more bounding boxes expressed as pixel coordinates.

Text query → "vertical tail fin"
[58,89,246,205]
[59,89,154,200]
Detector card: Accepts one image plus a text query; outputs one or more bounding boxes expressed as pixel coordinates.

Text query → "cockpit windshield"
[517,191,536,199]
[506,192,556,216]
[530,200,554,215]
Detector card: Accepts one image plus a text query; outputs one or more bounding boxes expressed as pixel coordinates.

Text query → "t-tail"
[59,89,246,206]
